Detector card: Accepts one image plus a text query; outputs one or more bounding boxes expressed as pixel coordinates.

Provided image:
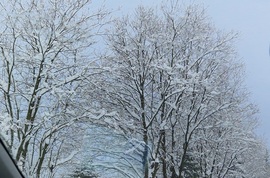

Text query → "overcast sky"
[196,0,270,146]
[102,0,270,147]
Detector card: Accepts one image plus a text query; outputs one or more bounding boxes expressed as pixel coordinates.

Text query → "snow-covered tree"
[98,2,270,178]
[0,0,109,177]
[0,0,268,177]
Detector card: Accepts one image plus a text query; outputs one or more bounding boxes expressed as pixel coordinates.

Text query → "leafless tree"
[0,0,109,177]
[100,2,269,178]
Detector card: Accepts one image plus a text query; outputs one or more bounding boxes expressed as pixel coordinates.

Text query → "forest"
[0,0,269,178]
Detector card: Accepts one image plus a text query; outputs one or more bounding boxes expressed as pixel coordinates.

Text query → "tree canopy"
[0,0,268,178]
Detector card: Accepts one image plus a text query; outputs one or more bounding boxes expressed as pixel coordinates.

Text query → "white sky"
[197,0,270,147]
[100,0,270,147]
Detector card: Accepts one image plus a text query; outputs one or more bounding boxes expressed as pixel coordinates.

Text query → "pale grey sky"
[101,0,270,147]
[198,0,270,146]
